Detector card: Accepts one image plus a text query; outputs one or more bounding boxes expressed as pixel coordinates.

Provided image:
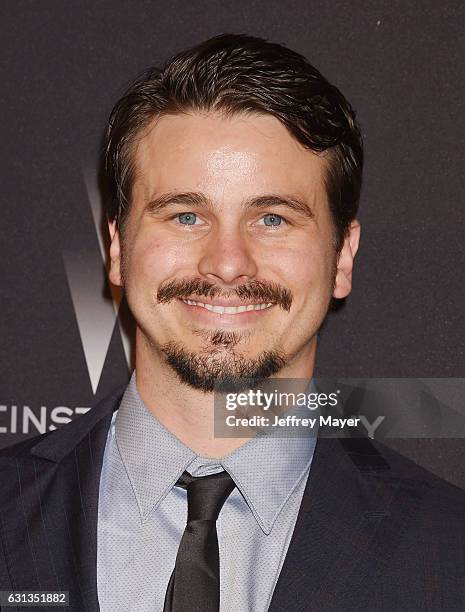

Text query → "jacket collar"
[0,386,126,612]
[269,436,429,611]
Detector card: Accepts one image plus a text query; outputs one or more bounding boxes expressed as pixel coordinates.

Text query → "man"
[1,34,464,612]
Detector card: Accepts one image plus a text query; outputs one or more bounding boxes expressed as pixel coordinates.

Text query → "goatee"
[160,341,287,393]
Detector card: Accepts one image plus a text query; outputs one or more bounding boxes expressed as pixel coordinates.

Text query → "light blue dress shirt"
[97,373,316,611]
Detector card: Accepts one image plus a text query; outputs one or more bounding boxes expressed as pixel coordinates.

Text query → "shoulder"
[329,436,465,523]
[0,432,52,458]
[0,383,126,462]
[372,439,465,520]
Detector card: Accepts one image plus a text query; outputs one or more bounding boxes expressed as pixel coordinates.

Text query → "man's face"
[109,111,359,391]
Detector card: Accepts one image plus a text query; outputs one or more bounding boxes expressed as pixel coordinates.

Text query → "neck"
[134,335,317,458]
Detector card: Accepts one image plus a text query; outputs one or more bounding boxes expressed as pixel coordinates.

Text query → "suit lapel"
[269,437,429,612]
[0,386,124,612]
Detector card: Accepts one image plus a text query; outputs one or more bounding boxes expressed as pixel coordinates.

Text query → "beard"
[160,337,287,393]
[154,278,291,392]
[151,264,335,393]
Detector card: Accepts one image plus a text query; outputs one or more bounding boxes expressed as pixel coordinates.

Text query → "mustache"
[157,278,292,311]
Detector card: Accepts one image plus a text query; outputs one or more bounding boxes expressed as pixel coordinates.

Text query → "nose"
[197,226,258,285]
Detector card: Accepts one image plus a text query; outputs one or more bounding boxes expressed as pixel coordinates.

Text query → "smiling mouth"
[181,299,274,314]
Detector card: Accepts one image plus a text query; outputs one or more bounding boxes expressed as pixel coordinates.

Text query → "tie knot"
[176,470,235,522]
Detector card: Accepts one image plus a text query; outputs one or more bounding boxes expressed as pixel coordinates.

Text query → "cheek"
[265,240,334,298]
[125,230,199,287]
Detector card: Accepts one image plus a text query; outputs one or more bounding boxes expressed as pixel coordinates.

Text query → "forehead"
[132,111,329,206]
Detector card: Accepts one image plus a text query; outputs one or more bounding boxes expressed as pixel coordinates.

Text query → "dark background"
[1,2,464,483]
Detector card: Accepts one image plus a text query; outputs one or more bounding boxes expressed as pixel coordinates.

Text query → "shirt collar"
[114,372,316,534]
[220,430,315,534]
[114,374,196,521]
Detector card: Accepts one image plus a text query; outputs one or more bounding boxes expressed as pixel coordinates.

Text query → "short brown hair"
[104,33,363,251]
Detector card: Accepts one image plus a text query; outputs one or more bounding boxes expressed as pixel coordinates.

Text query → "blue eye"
[177,212,197,225]
[262,213,283,227]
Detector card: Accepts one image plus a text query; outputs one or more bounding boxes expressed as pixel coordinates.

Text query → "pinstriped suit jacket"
[1,385,465,611]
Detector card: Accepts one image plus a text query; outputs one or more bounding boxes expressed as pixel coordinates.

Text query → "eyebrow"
[145,191,315,219]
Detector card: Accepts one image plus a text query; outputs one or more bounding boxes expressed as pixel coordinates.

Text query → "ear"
[108,219,123,287]
[332,220,361,299]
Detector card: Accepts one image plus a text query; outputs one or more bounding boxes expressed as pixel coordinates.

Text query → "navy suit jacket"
[1,385,465,611]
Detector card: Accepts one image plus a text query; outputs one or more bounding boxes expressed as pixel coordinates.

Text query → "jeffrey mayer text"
[226,414,361,428]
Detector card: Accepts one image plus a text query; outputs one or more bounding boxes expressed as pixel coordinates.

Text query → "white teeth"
[205,304,225,313]
[181,299,273,314]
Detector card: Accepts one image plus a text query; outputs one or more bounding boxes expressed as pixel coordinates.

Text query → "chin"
[159,340,287,393]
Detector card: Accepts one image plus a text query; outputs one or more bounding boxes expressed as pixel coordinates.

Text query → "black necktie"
[163,470,236,612]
